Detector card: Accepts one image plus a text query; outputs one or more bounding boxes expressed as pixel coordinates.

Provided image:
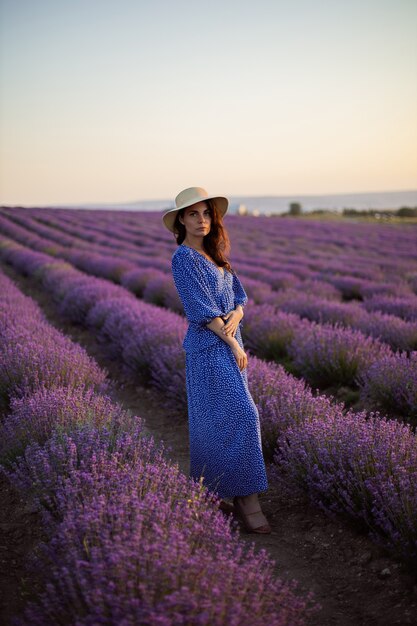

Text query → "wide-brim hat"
[162,186,229,233]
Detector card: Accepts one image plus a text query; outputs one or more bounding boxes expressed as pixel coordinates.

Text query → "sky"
[0,0,416,205]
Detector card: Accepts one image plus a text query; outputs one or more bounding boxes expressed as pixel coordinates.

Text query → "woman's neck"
[182,236,205,251]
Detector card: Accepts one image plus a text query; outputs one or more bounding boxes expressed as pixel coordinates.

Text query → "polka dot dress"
[171,243,269,499]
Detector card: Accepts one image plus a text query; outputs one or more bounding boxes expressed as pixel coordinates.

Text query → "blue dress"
[171,243,269,499]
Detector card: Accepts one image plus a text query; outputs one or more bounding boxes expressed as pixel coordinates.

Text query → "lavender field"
[1,206,417,625]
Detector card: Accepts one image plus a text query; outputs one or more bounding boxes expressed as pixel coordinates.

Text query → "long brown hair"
[173,199,235,274]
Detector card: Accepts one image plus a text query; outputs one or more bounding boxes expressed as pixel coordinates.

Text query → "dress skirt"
[185,327,269,499]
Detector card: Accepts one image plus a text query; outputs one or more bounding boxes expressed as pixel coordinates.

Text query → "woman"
[162,186,271,534]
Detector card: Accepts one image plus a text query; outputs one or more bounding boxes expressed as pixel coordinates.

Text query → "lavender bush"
[2,419,163,527]
[355,311,417,352]
[243,305,310,361]
[287,321,393,387]
[57,279,136,324]
[0,385,137,465]
[0,270,107,409]
[357,351,417,421]
[362,294,417,322]
[248,355,344,460]
[272,410,417,560]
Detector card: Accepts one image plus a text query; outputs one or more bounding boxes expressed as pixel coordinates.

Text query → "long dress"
[171,243,269,499]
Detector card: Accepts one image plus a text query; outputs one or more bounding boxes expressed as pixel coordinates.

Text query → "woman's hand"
[222,307,243,338]
[230,343,248,371]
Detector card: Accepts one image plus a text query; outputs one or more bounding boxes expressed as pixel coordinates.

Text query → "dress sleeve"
[171,250,224,327]
[232,272,248,309]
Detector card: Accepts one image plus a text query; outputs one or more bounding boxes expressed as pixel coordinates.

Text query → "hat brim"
[162,196,228,233]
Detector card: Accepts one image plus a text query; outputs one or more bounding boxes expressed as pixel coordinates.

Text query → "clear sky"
[1,0,416,205]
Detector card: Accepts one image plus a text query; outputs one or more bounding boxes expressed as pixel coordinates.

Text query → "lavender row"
[271,408,417,562]
[1,238,416,560]
[0,210,164,274]
[0,272,107,411]
[0,270,314,624]
[244,305,417,421]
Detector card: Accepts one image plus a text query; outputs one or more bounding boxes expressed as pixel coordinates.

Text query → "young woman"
[162,186,271,534]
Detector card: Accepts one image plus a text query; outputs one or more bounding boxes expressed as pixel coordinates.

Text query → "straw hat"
[162,186,229,233]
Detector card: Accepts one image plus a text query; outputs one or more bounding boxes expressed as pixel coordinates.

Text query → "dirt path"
[0,475,46,625]
[1,260,417,626]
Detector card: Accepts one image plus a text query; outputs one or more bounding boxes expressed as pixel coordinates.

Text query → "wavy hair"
[173,199,235,274]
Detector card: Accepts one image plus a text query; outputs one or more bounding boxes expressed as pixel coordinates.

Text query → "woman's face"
[179,201,212,236]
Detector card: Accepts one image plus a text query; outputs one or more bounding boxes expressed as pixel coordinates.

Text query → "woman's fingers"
[224,322,238,335]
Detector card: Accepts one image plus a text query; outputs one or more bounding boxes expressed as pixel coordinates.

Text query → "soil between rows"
[1,259,416,626]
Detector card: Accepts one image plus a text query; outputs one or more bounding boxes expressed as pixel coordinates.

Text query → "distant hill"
[14,189,417,214]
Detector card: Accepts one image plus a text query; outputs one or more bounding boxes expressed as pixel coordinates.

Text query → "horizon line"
[2,187,417,209]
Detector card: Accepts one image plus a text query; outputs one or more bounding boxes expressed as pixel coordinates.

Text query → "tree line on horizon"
[285,202,417,218]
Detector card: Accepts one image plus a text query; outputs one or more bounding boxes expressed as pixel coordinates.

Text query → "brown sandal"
[233,497,272,534]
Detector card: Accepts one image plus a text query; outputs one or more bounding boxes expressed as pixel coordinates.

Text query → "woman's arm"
[206,315,248,370]
[206,316,240,348]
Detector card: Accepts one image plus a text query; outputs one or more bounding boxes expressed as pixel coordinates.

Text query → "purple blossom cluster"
[0,269,316,624]
[141,270,182,308]
[287,321,393,387]
[357,351,417,422]
[0,384,135,465]
[355,310,417,352]
[362,294,417,322]
[243,304,311,361]
[297,278,342,300]
[121,267,167,298]
[223,297,417,391]
[234,275,274,304]
[57,278,136,324]
[2,412,165,530]
[277,291,366,326]
[265,288,417,352]
[87,298,187,408]
[245,355,343,460]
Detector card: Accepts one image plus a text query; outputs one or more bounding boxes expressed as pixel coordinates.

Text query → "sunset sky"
[1,0,416,205]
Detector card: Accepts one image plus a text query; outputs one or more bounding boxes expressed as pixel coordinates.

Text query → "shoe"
[233,497,272,534]
[219,499,235,515]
